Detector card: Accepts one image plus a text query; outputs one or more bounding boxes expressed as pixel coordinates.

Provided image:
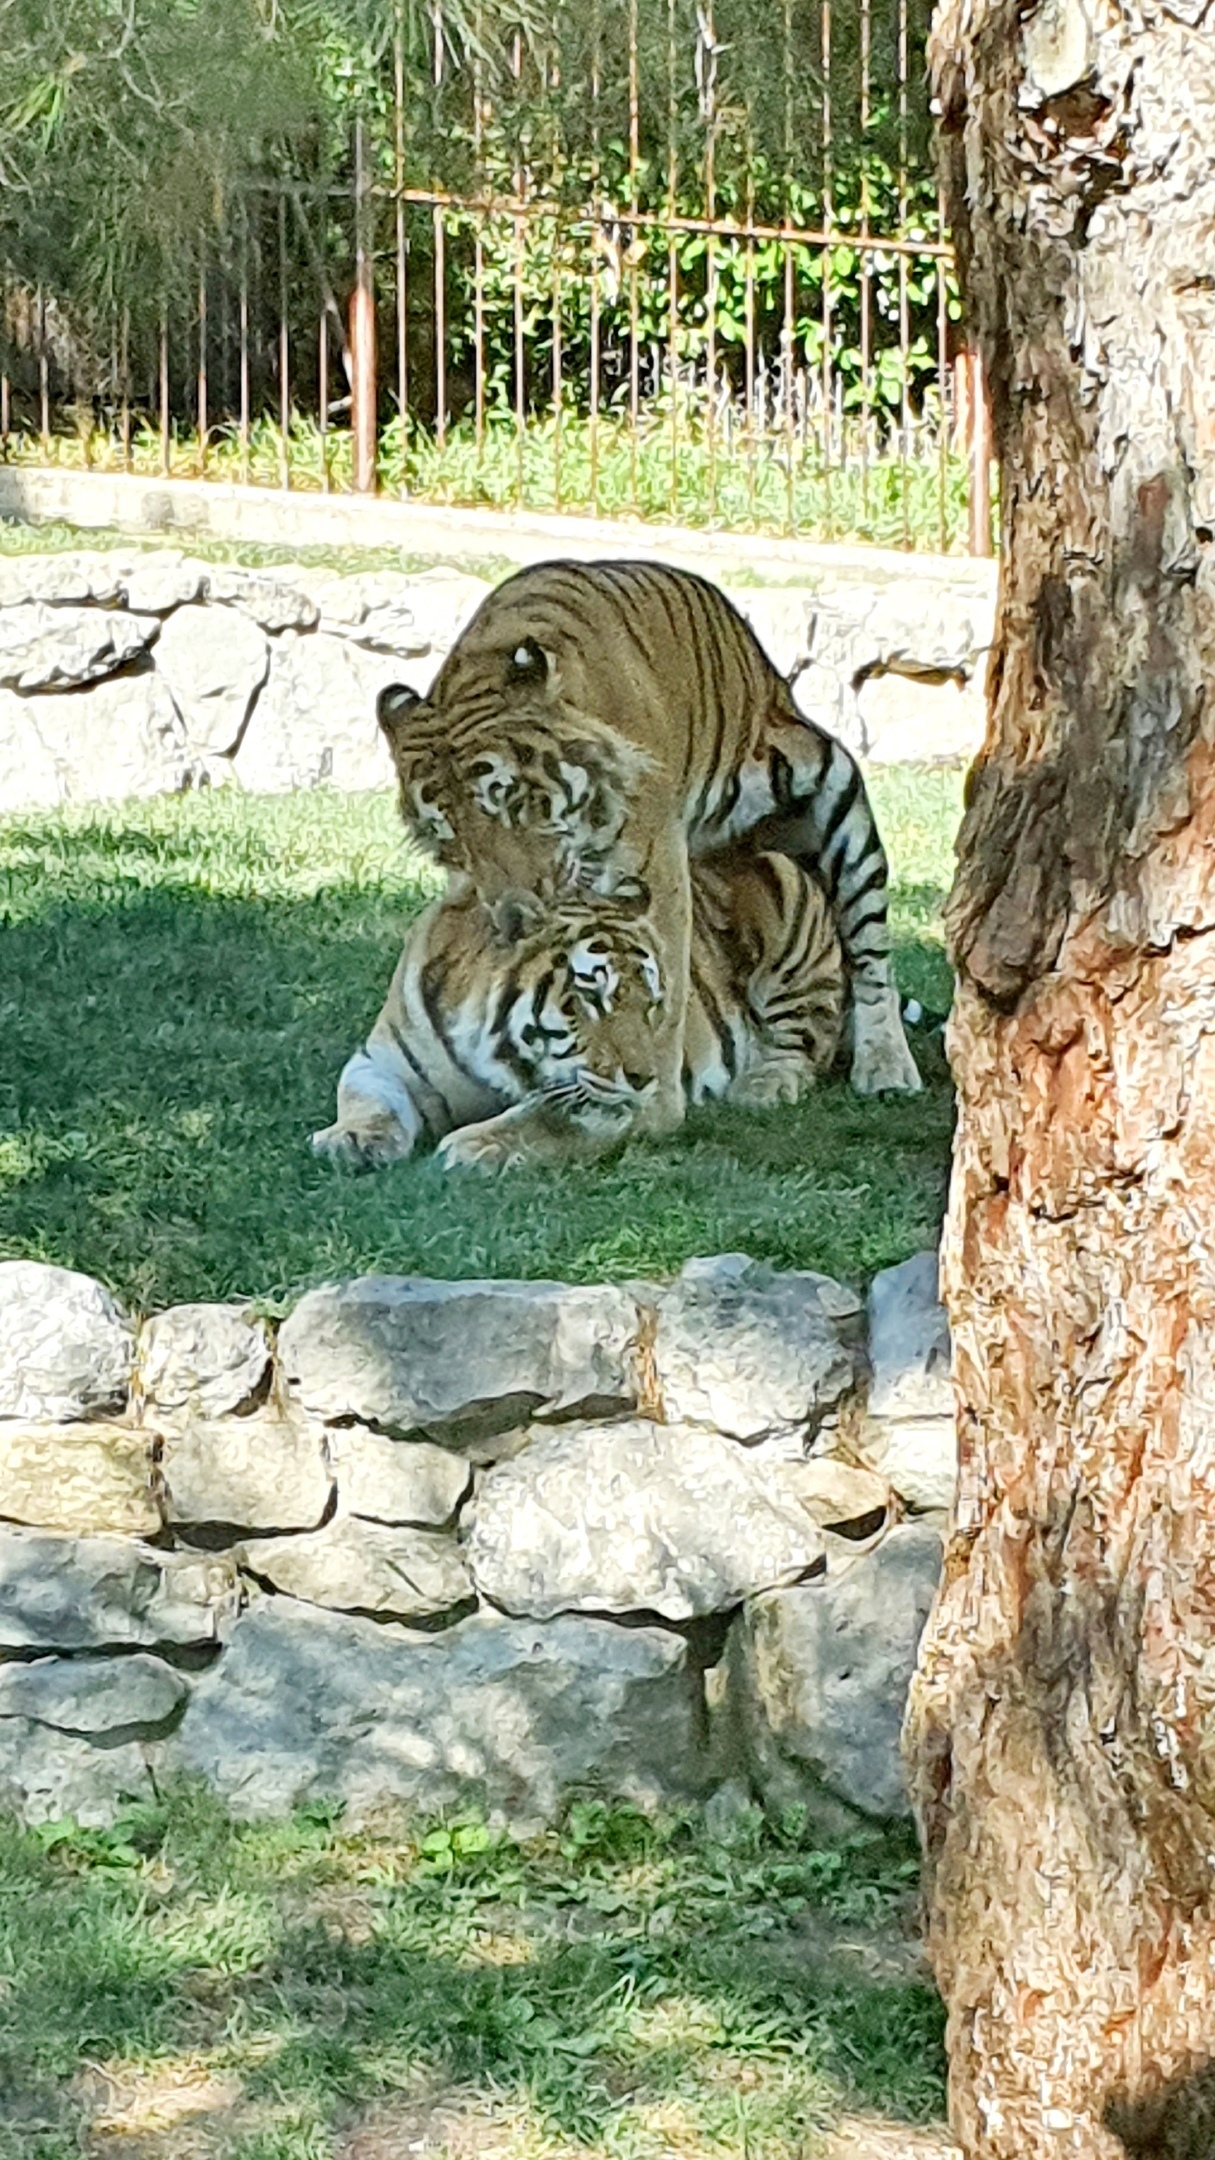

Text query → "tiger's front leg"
[437,1096,638,1173]
[312,1040,426,1170]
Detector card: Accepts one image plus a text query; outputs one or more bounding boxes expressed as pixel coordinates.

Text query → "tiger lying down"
[312,849,843,1171]
[374,558,921,1152]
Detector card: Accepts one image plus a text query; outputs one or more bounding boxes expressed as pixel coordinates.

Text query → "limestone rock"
[159,1405,331,1531]
[204,568,319,633]
[0,1260,133,1421]
[651,1255,858,1441]
[728,1521,943,1824]
[327,1426,470,1526]
[233,631,402,793]
[857,1415,958,1514]
[867,1250,952,1419]
[27,667,189,802]
[0,1720,158,1828]
[120,555,208,613]
[0,1651,187,1732]
[776,1457,890,1533]
[857,669,986,766]
[0,1422,159,1536]
[0,687,61,810]
[172,1601,706,1828]
[140,1303,270,1421]
[0,603,158,692]
[153,602,269,755]
[0,552,133,607]
[0,1526,238,1650]
[240,1518,473,1620]
[467,1417,825,1621]
[280,1276,637,1442]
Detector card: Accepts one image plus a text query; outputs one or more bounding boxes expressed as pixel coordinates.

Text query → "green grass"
[0,515,519,587]
[0,1792,946,2160]
[0,769,960,1314]
[4,408,976,555]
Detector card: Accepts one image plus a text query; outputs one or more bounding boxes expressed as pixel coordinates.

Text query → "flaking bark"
[905,0,1215,2152]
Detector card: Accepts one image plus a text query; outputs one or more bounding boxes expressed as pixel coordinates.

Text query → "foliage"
[0,1789,946,2159]
[0,771,960,1312]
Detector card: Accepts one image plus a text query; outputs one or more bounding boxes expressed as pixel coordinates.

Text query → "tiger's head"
[476,887,667,1127]
[376,637,654,905]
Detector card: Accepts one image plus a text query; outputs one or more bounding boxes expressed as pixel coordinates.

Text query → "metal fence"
[0,0,993,554]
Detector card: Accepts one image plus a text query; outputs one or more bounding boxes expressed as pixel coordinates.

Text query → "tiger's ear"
[504,637,552,692]
[376,683,422,741]
[489,889,546,946]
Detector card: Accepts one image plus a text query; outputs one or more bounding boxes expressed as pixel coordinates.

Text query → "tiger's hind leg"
[745,711,922,1096]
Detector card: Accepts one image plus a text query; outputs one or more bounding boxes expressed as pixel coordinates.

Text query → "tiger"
[374,557,920,1146]
[311,849,844,1172]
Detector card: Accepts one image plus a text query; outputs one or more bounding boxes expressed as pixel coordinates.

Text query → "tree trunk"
[906,3,1215,2154]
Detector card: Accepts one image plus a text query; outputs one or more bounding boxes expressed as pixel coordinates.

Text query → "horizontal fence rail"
[0,0,994,555]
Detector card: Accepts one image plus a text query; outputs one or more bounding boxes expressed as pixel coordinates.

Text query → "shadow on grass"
[0,1795,947,2160]
[0,791,956,1310]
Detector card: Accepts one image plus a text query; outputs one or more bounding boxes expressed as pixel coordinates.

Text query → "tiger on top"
[365,558,918,1163]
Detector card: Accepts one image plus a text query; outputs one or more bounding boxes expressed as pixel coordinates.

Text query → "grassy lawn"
[0,769,960,1315]
[0,1793,946,2160]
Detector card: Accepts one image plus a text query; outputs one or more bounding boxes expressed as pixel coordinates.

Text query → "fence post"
[351,117,378,495]
[966,342,993,557]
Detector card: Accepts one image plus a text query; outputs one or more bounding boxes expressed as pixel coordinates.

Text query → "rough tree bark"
[905,2,1215,2154]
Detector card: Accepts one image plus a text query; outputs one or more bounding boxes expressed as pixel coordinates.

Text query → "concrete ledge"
[0,465,1000,597]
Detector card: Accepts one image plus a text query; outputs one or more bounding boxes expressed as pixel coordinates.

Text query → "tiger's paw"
[728,1060,812,1109]
[311,1117,418,1171]
[436,1121,528,1173]
[850,1013,923,1097]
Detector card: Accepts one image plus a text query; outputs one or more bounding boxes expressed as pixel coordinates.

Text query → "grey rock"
[703,1777,764,1846]
[467,1417,824,1621]
[205,568,319,634]
[775,1458,890,1532]
[172,1601,706,1828]
[857,669,986,766]
[0,603,158,692]
[140,1303,270,1420]
[121,555,208,613]
[0,688,61,810]
[857,1414,958,1514]
[651,1255,858,1440]
[0,1422,160,1537]
[0,1526,239,1651]
[25,668,190,802]
[0,1651,187,1732]
[728,1521,943,1824]
[153,602,269,755]
[280,1276,637,1440]
[867,1250,952,1419]
[0,552,134,607]
[0,1260,133,1421]
[0,1720,158,1828]
[327,1425,470,1526]
[233,631,401,793]
[159,1404,331,1531]
[240,1518,473,1620]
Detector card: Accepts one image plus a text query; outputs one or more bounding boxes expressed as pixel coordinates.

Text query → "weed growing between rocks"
[0,772,959,1311]
[0,1791,946,2160]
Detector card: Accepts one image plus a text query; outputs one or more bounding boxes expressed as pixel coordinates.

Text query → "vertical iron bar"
[159,308,170,475]
[859,0,871,520]
[120,304,131,471]
[589,0,602,515]
[319,309,330,492]
[744,147,757,521]
[239,211,251,484]
[473,22,485,469]
[968,343,994,556]
[898,0,910,547]
[820,0,833,538]
[937,181,949,552]
[395,16,410,491]
[553,217,564,511]
[278,190,291,488]
[667,0,679,517]
[433,0,446,456]
[197,240,208,475]
[702,0,717,524]
[353,116,379,493]
[628,0,641,512]
[782,0,794,532]
[513,27,525,506]
[38,287,50,457]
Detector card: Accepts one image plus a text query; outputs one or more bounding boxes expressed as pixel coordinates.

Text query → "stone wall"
[0,1250,954,1834]
[0,548,993,813]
